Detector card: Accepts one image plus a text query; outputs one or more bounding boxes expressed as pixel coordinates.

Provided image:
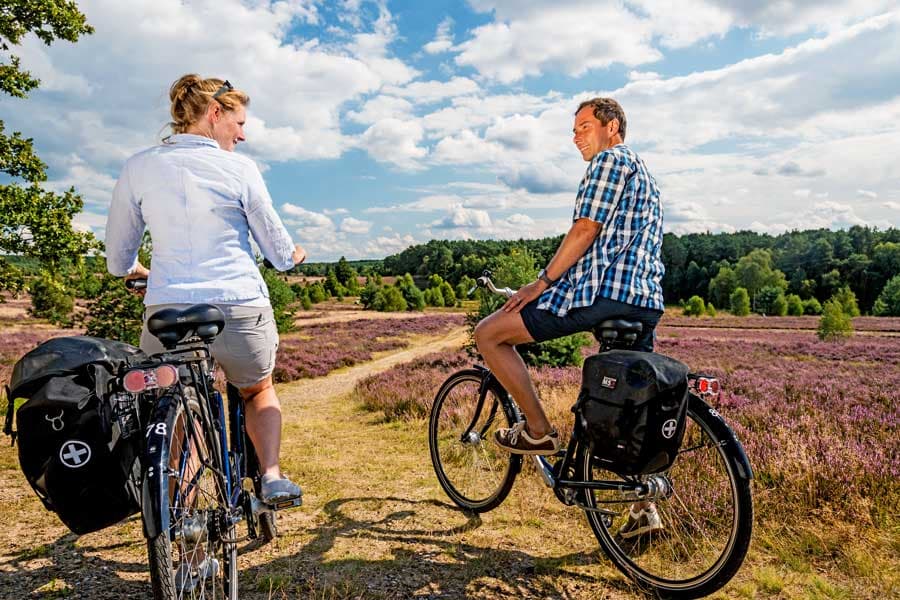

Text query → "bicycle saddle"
[147,304,226,349]
[593,319,643,345]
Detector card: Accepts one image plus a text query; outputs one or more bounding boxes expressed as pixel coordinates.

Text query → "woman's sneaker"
[261,474,303,504]
[616,504,664,539]
[493,421,560,455]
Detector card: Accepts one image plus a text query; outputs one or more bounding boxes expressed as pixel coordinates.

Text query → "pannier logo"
[601,376,617,389]
[59,440,91,469]
[661,419,678,439]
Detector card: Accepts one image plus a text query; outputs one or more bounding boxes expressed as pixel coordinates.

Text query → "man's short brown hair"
[576,97,627,141]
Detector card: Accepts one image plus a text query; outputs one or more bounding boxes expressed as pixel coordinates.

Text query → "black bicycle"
[117,279,300,599]
[428,273,753,599]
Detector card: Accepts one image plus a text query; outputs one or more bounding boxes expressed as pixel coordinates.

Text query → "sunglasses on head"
[212,80,233,99]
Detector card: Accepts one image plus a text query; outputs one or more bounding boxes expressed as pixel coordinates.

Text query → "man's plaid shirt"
[537,144,665,317]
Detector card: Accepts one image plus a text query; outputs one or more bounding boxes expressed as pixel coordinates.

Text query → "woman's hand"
[292,244,307,265]
[124,262,150,297]
[502,279,548,313]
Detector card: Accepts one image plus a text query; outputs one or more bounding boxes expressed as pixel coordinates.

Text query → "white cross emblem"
[59,440,91,468]
[661,419,678,439]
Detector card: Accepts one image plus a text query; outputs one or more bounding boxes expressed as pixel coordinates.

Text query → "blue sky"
[3,0,899,260]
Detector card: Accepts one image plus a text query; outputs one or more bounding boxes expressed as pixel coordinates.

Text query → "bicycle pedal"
[267,496,302,511]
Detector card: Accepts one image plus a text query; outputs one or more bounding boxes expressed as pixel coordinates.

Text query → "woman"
[106,74,305,505]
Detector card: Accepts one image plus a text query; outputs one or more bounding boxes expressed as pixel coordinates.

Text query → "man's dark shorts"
[520,296,663,352]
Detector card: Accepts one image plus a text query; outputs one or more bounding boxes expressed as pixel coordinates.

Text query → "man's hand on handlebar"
[501,279,547,313]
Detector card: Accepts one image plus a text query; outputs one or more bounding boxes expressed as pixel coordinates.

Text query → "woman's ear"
[207,100,221,123]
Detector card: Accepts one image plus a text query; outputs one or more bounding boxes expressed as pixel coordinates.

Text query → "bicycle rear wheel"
[580,394,752,599]
[145,393,238,600]
[429,369,522,512]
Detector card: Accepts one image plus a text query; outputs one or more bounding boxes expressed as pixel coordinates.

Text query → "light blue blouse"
[105,134,295,306]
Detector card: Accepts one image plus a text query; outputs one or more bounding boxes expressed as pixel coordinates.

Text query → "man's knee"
[473,318,492,350]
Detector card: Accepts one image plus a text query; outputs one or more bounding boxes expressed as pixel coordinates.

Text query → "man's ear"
[609,118,619,137]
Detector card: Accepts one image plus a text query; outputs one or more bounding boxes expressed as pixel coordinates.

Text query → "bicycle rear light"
[123,365,179,393]
[689,375,720,397]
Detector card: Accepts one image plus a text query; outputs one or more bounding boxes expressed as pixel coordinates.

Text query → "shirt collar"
[164,133,221,149]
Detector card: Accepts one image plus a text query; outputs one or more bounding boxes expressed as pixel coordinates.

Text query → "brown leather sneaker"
[493,421,560,455]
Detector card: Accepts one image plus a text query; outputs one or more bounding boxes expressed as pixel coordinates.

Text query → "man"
[474,97,665,455]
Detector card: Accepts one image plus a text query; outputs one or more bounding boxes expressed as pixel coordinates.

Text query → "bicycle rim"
[429,370,521,512]
[581,396,752,598]
[148,396,236,600]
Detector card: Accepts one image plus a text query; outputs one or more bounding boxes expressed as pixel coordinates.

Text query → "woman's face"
[212,104,246,151]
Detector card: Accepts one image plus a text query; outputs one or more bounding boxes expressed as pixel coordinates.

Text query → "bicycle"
[428,273,753,599]
[117,278,301,599]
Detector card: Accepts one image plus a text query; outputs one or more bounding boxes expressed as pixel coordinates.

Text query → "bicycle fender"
[690,394,754,481]
[141,394,179,539]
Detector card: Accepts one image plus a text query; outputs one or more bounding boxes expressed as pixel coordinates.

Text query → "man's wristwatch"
[538,269,555,286]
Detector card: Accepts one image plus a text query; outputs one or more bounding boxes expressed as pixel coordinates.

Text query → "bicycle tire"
[144,392,239,600]
[580,394,753,599]
[429,369,522,512]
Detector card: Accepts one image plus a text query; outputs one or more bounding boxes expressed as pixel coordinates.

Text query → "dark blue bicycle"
[118,281,300,599]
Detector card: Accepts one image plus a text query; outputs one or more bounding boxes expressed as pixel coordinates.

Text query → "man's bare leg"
[473,309,554,437]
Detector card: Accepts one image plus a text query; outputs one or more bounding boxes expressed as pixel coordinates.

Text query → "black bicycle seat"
[147,304,226,349]
[592,319,643,345]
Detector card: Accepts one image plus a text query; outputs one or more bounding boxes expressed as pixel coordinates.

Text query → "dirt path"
[0,326,636,599]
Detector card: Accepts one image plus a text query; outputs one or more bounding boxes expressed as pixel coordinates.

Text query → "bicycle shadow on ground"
[244,495,644,599]
[0,517,148,599]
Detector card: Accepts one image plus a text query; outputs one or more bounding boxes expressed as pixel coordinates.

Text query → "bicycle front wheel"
[145,393,238,600]
[429,369,522,512]
[580,394,753,599]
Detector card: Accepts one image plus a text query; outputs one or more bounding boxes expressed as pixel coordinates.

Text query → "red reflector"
[698,378,709,393]
[155,365,178,388]
[123,370,147,393]
[710,380,720,394]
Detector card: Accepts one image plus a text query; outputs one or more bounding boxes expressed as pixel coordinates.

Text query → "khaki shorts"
[141,304,279,389]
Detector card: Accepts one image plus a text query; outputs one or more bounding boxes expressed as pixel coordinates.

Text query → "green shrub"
[755,285,786,316]
[802,297,822,315]
[29,272,75,326]
[705,302,717,317]
[0,258,26,299]
[395,273,425,311]
[308,282,327,303]
[873,275,900,316]
[423,286,445,307]
[683,295,706,317]
[359,281,379,309]
[517,333,591,368]
[832,285,861,317]
[373,286,407,312]
[730,287,750,316]
[261,267,296,333]
[456,275,476,301]
[817,300,853,341]
[83,274,144,345]
[786,294,804,316]
[439,281,457,306]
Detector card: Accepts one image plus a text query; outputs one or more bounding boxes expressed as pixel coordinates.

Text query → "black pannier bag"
[5,336,147,535]
[574,350,690,476]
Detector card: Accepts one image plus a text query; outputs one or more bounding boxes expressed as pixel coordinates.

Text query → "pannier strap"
[3,385,15,446]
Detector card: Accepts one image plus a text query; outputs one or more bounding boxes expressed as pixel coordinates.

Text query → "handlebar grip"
[125,278,147,290]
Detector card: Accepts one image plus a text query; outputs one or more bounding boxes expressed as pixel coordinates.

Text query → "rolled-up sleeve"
[105,161,145,277]
[243,160,296,271]
[574,151,631,225]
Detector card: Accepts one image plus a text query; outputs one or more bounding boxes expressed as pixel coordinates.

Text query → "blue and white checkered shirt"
[537,144,665,317]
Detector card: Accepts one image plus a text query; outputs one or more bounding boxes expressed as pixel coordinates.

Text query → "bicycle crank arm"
[532,455,556,488]
[250,494,302,516]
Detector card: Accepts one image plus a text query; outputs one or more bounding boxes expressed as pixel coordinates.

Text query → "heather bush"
[683,295,705,317]
[730,287,750,316]
[817,300,853,341]
[873,275,900,316]
[786,293,804,316]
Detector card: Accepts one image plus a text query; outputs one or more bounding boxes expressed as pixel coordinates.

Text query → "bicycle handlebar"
[468,270,515,299]
[125,278,148,291]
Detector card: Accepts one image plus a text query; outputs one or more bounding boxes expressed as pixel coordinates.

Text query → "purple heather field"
[355,324,900,521]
